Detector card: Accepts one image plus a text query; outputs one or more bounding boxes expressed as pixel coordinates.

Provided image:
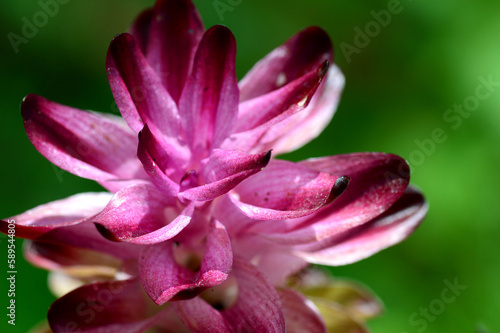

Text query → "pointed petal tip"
[94,223,122,242]
[107,33,136,58]
[21,93,42,117]
[260,150,272,168]
[327,175,350,204]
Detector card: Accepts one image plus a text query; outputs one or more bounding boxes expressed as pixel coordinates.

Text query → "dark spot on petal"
[94,223,121,242]
[327,175,350,204]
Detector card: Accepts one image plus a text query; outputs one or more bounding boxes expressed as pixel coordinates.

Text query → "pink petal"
[178,25,239,157]
[230,160,349,220]
[139,220,232,305]
[137,124,187,196]
[239,26,332,102]
[279,288,327,333]
[1,192,111,239]
[251,245,308,286]
[48,279,161,332]
[212,195,258,237]
[224,233,308,286]
[234,61,328,133]
[174,297,229,332]
[46,222,141,260]
[129,7,153,54]
[21,94,147,192]
[94,183,193,244]
[260,64,345,155]
[107,33,181,138]
[221,257,286,332]
[255,153,410,244]
[179,149,271,202]
[175,257,286,332]
[24,240,121,277]
[146,0,204,103]
[296,187,427,265]
[153,306,192,333]
[1,193,141,260]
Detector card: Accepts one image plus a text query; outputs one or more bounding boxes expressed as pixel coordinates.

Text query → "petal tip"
[94,223,122,242]
[327,175,350,204]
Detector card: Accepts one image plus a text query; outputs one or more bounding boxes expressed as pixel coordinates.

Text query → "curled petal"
[296,187,427,265]
[260,64,345,155]
[21,94,146,192]
[0,192,111,239]
[179,25,239,156]
[179,149,271,202]
[139,220,232,304]
[107,33,181,138]
[94,183,193,244]
[239,26,332,101]
[137,124,187,196]
[256,153,410,244]
[234,61,328,133]
[24,240,121,280]
[48,279,161,333]
[230,160,349,220]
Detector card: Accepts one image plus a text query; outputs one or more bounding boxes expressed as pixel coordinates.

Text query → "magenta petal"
[178,25,239,155]
[179,149,271,202]
[24,240,120,276]
[221,258,286,332]
[107,33,181,137]
[139,220,232,305]
[146,0,204,103]
[279,288,327,333]
[0,190,139,260]
[153,306,192,333]
[129,7,153,54]
[175,258,286,332]
[256,153,410,244]
[0,192,111,239]
[239,26,332,102]
[262,64,345,155]
[234,61,328,133]
[21,94,147,192]
[48,279,161,333]
[297,187,427,265]
[137,124,187,195]
[174,297,229,333]
[230,160,348,220]
[94,183,193,244]
[41,221,141,261]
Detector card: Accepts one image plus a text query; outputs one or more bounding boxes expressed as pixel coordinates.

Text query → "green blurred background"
[1,0,499,332]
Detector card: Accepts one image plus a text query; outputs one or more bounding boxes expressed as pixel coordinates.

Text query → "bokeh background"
[1,0,499,332]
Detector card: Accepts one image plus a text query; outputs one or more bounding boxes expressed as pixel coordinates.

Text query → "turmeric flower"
[1,0,427,331]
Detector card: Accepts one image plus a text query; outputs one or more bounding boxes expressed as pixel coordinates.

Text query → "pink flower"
[1,0,427,331]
